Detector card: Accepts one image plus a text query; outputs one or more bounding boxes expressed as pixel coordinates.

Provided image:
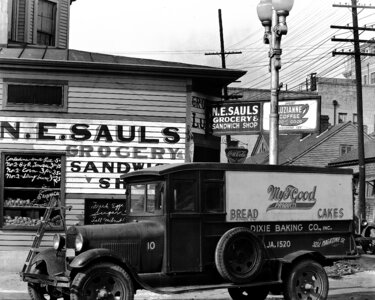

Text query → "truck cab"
[22,163,359,300]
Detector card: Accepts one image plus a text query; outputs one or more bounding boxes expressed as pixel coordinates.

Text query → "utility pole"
[331,1,375,221]
[205,9,242,147]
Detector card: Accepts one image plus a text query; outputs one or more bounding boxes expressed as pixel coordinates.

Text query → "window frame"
[171,178,198,212]
[371,72,375,84]
[339,144,353,156]
[202,179,224,213]
[0,151,66,230]
[353,113,358,124]
[37,0,57,46]
[338,113,347,124]
[128,181,164,216]
[2,78,68,112]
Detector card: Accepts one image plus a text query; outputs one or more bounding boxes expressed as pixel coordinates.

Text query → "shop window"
[3,79,68,112]
[340,144,353,156]
[37,0,57,46]
[338,113,347,123]
[1,153,64,230]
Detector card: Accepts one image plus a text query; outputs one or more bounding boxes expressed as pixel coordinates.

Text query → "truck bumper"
[20,272,70,288]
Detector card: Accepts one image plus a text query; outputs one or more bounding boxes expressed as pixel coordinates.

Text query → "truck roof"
[120,163,353,181]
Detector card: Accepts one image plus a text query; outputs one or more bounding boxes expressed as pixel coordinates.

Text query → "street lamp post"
[257,0,294,165]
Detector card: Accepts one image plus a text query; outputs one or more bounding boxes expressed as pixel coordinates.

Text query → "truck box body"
[20,163,358,300]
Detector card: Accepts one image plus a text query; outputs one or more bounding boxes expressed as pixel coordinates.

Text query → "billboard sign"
[210,102,261,135]
[263,99,320,133]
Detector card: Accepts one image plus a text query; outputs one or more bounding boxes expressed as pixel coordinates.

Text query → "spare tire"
[215,227,265,283]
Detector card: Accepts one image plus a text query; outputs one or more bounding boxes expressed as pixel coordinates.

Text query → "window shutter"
[11,0,27,42]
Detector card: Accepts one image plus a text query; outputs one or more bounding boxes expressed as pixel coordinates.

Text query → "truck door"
[168,174,201,272]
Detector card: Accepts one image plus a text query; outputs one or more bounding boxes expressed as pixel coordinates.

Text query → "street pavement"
[1,260,374,300]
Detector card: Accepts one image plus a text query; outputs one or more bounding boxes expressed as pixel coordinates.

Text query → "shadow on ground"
[329,292,374,300]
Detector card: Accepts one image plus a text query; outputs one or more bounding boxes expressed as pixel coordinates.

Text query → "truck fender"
[69,248,144,289]
[282,250,326,265]
[70,248,128,269]
[31,247,65,276]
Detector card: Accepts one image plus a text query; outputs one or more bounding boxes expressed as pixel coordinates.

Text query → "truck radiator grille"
[101,242,140,268]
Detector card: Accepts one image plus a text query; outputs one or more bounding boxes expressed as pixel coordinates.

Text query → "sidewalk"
[1,271,375,300]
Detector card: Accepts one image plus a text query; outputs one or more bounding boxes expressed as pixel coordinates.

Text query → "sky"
[69,0,375,91]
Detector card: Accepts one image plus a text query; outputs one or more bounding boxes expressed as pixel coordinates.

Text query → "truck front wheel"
[70,262,134,300]
[28,265,69,300]
[228,286,269,300]
[283,259,328,300]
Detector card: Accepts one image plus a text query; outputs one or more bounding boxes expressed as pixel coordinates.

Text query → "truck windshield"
[129,182,164,214]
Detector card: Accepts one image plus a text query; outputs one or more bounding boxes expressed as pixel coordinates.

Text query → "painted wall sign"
[211,102,261,135]
[190,92,220,135]
[262,99,320,133]
[225,171,353,222]
[0,117,185,194]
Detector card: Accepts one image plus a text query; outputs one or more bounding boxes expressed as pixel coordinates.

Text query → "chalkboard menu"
[2,154,63,229]
[85,199,127,225]
[4,155,61,188]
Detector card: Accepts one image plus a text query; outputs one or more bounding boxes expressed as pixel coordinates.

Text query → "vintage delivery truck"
[21,163,359,300]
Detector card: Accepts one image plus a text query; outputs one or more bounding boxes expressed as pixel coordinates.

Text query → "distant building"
[329,140,375,222]
[247,120,373,167]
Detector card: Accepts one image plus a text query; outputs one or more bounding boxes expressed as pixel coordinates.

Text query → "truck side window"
[173,180,196,212]
[203,181,224,212]
[130,184,145,213]
[130,182,164,214]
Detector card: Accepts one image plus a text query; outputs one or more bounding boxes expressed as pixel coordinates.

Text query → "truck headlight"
[75,233,84,252]
[53,234,65,250]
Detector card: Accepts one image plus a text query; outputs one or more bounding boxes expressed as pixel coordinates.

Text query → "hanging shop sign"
[262,98,320,133]
[210,102,261,135]
[225,147,249,163]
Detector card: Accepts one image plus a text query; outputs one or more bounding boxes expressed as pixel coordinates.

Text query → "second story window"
[8,84,62,106]
[37,0,57,46]
[338,113,347,123]
[353,113,358,124]
[340,144,353,156]
[371,72,375,84]
[3,79,67,112]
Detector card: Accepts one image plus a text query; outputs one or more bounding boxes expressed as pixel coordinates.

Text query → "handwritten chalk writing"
[5,155,61,187]
[85,199,127,225]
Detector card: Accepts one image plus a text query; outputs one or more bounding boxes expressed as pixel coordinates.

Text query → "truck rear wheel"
[70,262,134,300]
[228,286,269,300]
[215,227,264,283]
[283,259,328,300]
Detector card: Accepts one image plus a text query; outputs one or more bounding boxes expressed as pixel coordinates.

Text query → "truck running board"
[138,280,282,295]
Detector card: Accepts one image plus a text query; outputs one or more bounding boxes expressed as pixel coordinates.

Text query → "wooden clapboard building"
[0,0,244,267]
